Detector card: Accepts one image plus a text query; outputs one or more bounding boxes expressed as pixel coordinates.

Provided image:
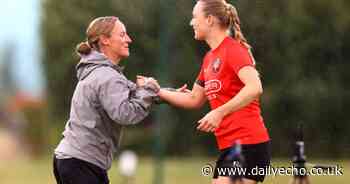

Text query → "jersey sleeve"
[195,66,205,87]
[228,46,255,75]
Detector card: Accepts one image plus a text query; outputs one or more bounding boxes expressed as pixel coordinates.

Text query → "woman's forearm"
[216,84,262,117]
[158,88,205,109]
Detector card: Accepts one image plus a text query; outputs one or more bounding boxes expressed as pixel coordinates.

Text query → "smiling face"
[100,20,132,60]
[190,1,210,40]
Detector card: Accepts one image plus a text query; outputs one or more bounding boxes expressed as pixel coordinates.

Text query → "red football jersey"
[196,36,270,150]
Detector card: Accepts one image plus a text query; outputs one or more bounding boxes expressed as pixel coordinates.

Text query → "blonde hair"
[76,16,119,55]
[198,0,251,49]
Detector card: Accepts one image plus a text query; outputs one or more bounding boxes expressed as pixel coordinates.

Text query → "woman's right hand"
[137,75,160,92]
[136,75,147,87]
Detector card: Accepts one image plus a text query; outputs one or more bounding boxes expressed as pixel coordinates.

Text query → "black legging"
[53,156,109,184]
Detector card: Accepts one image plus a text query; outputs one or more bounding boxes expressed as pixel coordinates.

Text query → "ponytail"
[225,3,251,49]
[76,41,92,56]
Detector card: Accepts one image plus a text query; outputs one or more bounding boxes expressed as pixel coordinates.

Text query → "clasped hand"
[197,110,224,133]
[136,75,190,93]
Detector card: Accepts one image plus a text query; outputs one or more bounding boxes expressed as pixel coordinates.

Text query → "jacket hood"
[76,51,123,80]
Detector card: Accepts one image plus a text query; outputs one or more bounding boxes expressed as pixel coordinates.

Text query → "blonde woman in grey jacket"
[53,16,159,184]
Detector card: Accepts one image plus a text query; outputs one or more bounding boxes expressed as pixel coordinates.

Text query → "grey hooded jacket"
[54,51,157,170]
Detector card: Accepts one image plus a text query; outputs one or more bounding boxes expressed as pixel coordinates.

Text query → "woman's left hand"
[176,84,191,93]
[197,110,224,133]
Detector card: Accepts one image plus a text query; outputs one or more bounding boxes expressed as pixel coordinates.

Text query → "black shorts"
[53,156,109,184]
[213,141,271,183]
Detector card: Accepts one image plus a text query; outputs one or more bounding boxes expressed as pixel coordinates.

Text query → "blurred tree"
[237,0,350,157]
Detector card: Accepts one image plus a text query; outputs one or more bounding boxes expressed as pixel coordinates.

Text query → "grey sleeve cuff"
[132,85,159,109]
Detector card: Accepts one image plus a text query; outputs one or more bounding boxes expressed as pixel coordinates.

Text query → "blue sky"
[0,0,44,98]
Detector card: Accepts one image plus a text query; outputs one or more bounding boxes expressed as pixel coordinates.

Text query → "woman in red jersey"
[158,0,271,183]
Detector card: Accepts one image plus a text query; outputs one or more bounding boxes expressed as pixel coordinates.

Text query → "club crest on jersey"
[212,58,221,73]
